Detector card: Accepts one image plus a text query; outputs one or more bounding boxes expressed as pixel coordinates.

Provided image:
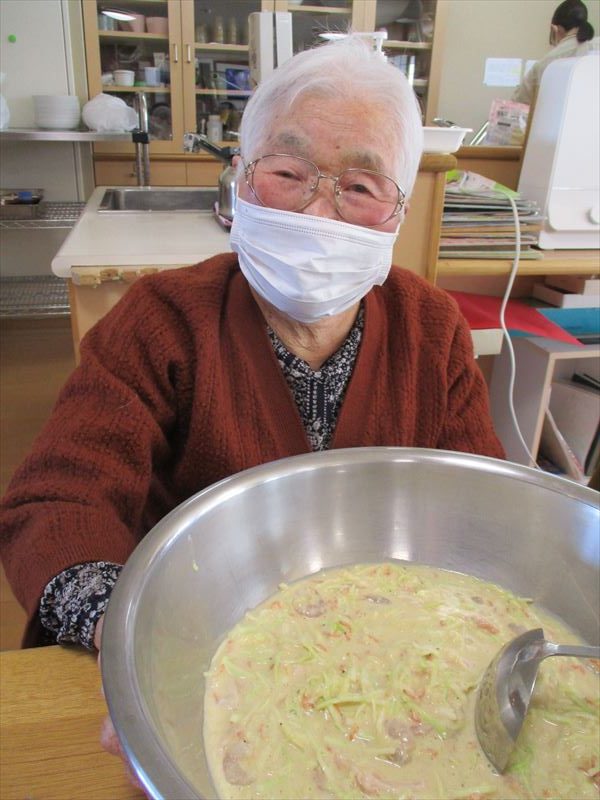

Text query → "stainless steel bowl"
[101,448,599,799]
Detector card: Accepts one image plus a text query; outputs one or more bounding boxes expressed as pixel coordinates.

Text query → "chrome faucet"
[183,132,239,220]
[133,92,151,186]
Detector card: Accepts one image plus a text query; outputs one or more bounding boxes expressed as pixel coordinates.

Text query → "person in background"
[0,36,503,656]
[513,0,598,106]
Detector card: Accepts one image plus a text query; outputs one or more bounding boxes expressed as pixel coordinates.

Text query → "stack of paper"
[439,171,544,259]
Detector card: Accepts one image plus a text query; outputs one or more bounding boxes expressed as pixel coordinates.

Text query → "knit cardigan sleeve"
[0,275,190,644]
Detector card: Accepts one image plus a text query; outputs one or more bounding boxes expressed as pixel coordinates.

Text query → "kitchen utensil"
[114,69,135,87]
[101,447,599,800]
[0,188,44,219]
[97,13,116,31]
[1,188,43,205]
[183,132,238,220]
[146,17,168,35]
[206,114,222,144]
[33,95,80,130]
[144,67,161,87]
[422,126,472,153]
[119,13,145,33]
[475,627,600,773]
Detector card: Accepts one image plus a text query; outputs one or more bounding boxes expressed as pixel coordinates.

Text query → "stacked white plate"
[33,95,81,130]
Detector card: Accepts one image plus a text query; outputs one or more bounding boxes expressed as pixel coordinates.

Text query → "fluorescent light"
[101,8,136,22]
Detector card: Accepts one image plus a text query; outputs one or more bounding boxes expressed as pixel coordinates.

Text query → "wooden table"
[0,646,145,800]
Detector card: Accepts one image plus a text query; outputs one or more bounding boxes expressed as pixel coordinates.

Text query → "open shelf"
[98,31,168,43]
[385,40,433,50]
[437,249,600,278]
[106,85,171,93]
[194,43,249,52]
[0,128,132,142]
[289,4,352,14]
[195,88,251,97]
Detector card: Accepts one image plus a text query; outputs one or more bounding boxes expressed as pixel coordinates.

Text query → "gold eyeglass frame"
[243,153,406,226]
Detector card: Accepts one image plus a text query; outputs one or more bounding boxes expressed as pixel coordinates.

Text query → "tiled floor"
[0,316,75,650]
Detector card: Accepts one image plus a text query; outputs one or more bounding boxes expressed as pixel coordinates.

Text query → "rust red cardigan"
[0,254,504,642]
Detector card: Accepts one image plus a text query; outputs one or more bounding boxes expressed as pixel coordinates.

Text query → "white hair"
[239,35,424,197]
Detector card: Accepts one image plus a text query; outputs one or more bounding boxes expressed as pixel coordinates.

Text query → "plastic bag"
[82,93,137,132]
[484,99,529,146]
[0,73,10,131]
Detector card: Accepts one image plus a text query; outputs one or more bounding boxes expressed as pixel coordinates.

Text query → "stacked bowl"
[33,95,81,130]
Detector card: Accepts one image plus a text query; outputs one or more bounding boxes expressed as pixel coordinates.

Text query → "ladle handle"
[543,643,600,659]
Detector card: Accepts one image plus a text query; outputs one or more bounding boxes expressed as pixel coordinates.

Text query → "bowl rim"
[101,447,599,799]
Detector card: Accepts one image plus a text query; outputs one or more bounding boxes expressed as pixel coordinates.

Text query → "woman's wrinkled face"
[236,95,403,234]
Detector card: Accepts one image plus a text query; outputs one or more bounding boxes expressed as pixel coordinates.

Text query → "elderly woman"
[0,36,503,655]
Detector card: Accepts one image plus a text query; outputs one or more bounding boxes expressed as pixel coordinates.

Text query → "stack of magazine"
[439,170,544,260]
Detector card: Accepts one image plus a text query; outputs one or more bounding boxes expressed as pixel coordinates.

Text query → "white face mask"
[230,198,399,324]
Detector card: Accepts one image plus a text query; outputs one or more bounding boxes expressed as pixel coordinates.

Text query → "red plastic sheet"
[447,291,582,346]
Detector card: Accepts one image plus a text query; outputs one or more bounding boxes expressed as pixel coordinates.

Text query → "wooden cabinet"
[82,0,185,156]
[180,0,269,139]
[93,155,226,186]
[82,0,272,160]
[82,0,446,169]
[359,0,446,125]
[94,155,187,185]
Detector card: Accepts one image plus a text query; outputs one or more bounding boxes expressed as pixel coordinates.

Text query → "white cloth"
[513,33,600,105]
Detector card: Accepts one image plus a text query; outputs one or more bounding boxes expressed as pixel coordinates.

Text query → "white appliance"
[518,54,600,250]
[248,11,293,87]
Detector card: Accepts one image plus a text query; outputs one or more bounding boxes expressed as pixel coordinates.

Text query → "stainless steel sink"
[97,187,218,213]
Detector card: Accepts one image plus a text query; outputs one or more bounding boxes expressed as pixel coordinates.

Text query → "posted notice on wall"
[483,58,523,87]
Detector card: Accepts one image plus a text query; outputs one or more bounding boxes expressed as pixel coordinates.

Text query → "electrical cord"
[495,189,540,469]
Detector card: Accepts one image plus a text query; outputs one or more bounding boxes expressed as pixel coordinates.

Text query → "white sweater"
[513,32,600,105]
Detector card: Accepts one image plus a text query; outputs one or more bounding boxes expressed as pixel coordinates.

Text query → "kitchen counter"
[51,186,231,278]
[0,645,144,800]
[53,162,501,360]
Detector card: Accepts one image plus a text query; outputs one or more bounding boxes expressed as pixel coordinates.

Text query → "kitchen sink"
[97,187,218,213]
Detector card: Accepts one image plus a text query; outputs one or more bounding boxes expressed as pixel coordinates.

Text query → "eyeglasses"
[243,154,406,227]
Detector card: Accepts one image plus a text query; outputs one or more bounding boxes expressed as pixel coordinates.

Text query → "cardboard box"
[533,282,600,309]
[549,379,600,474]
[545,275,600,295]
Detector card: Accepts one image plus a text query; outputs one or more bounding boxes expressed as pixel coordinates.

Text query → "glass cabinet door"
[273,0,360,54]
[180,1,270,145]
[82,0,184,154]
[362,0,440,122]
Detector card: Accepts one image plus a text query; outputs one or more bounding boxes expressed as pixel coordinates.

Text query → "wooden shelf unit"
[433,249,600,283]
[489,337,600,473]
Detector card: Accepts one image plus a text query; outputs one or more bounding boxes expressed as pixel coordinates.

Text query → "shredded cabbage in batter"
[203,563,599,799]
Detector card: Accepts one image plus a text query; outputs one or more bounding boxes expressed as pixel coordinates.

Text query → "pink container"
[119,13,145,33]
[146,17,168,35]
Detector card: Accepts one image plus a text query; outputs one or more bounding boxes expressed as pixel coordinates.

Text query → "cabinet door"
[82,0,185,155]
[360,0,443,124]
[180,1,273,143]
[273,1,362,53]
[94,158,187,186]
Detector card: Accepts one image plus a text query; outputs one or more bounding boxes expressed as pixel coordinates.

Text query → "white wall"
[0,0,92,201]
[436,0,600,133]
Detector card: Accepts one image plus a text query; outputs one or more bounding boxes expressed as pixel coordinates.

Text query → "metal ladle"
[475,627,600,773]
